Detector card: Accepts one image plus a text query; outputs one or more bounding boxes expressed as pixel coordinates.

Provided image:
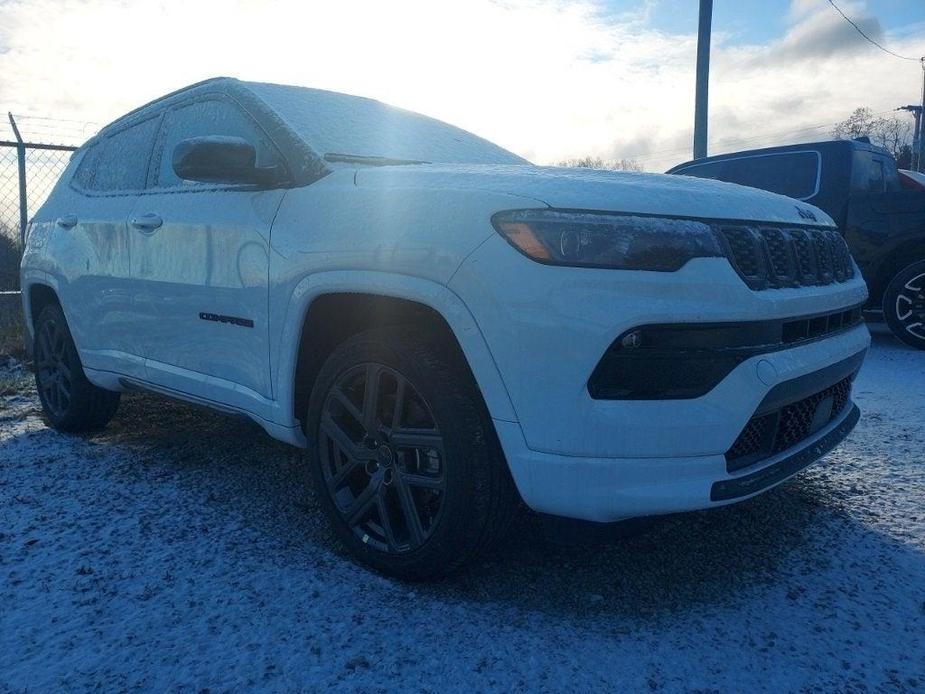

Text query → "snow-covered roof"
[83,77,528,185]
[243,81,528,166]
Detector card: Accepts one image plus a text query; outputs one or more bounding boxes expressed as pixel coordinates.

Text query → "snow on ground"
[1,334,923,692]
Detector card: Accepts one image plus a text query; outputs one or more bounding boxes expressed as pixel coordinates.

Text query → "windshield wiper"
[324,152,430,166]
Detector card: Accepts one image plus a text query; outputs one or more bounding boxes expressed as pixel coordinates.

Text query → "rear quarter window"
[676,151,821,200]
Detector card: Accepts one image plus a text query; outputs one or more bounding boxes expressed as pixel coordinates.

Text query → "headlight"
[491,210,724,271]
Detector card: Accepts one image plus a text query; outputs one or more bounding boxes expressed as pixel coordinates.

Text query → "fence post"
[8,113,27,247]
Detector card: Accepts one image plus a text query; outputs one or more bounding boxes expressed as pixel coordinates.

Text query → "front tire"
[305,328,516,579]
[33,303,121,432]
[883,259,925,350]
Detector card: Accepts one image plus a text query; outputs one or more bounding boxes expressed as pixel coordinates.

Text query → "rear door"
[129,96,287,411]
[43,115,160,379]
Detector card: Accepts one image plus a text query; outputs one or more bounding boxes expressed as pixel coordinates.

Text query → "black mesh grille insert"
[760,228,792,279]
[726,376,854,472]
[716,225,854,290]
[720,226,761,279]
[790,229,816,281]
[726,413,775,463]
[813,232,833,282]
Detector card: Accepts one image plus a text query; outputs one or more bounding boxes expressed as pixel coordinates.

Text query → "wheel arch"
[871,237,925,307]
[21,275,63,351]
[274,271,518,433]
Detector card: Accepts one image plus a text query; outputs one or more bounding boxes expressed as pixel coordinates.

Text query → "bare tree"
[833,107,914,168]
[557,156,644,172]
[833,107,877,140]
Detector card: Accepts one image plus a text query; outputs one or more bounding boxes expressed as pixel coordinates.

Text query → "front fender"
[271,270,519,433]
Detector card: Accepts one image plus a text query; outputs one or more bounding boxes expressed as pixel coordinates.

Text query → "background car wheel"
[33,303,121,432]
[305,327,517,579]
[883,259,925,350]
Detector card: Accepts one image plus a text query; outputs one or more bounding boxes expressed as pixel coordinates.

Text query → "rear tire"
[305,327,516,579]
[33,303,121,432]
[882,259,925,350]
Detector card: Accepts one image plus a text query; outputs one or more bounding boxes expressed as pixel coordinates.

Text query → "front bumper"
[492,323,869,521]
[450,238,871,521]
[491,322,869,521]
[494,393,860,522]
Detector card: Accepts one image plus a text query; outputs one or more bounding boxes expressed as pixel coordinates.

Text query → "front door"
[129,97,288,411]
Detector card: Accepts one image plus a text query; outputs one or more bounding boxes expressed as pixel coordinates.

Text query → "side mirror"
[172,136,283,185]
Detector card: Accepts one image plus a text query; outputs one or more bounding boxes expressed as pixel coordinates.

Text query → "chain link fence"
[1,114,98,292]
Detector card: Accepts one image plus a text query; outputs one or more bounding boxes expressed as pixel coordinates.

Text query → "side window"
[73,147,100,189]
[867,159,886,193]
[84,116,160,192]
[676,161,725,181]
[868,159,885,193]
[677,152,819,200]
[881,157,901,191]
[154,99,283,188]
[851,151,900,193]
[720,152,819,199]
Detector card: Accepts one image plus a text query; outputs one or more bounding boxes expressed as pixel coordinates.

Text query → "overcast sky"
[0,0,923,171]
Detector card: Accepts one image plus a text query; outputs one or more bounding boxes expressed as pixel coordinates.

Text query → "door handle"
[56,214,78,229]
[131,213,163,231]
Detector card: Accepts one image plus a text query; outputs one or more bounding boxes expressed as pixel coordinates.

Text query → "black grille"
[726,376,853,472]
[780,306,863,344]
[722,227,761,277]
[716,225,854,290]
[790,230,815,281]
[726,413,776,463]
[762,228,791,279]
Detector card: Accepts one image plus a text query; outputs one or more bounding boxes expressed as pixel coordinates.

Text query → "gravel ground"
[1,333,923,692]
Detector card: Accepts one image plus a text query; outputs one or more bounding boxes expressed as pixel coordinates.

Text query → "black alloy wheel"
[883,259,925,350]
[306,328,517,579]
[35,312,74,419]
[318,362,447,554]
[32,303,121,432]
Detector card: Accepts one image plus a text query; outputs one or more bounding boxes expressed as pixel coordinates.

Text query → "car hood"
[353,164,836,227]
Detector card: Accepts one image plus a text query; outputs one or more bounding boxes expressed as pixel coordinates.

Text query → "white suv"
[22,78,870,577]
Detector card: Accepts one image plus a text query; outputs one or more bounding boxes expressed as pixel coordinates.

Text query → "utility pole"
[693,0,713,160]
[897,105,922,171]
[919,57,925,172]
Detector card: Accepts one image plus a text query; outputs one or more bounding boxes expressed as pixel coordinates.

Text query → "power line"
[625,2,921,166]
[825,0,920,62]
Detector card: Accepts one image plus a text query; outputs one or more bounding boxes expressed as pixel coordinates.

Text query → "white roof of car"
[92,77,528,170]
[244,80,528,166]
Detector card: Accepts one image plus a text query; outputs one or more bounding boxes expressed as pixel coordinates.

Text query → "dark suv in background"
[669,139,925,349]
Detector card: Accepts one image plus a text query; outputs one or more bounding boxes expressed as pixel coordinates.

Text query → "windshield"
[245,81,529,166]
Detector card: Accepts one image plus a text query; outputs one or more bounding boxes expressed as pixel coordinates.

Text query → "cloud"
[788,0,825,22]
[0,0,921,172]
[765,1,887,63]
